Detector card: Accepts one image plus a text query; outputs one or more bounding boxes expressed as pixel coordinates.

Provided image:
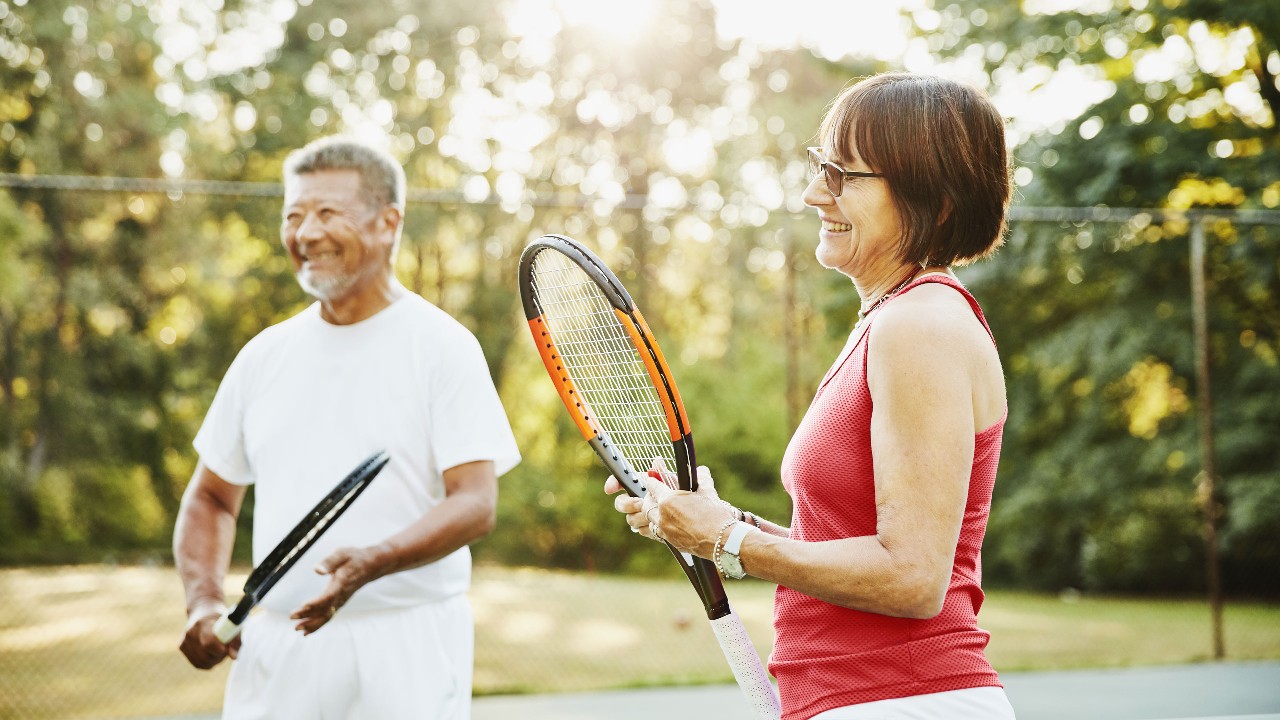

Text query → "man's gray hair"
[283,136,406,209]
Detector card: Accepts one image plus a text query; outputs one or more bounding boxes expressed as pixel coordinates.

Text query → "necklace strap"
[857,269,919,319]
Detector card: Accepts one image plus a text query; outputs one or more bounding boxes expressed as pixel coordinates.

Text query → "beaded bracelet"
[711,517,738,580]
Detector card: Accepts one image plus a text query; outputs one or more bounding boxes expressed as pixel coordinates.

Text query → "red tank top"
[769,275,1005,719]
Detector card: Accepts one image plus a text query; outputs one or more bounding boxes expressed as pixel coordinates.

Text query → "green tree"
[1,2,186,558]
[915,0,1280,593]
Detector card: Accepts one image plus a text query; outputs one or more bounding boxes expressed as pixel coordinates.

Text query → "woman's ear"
[937,195,954,226]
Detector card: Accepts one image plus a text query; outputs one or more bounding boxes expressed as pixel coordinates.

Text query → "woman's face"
[801,131,904,280]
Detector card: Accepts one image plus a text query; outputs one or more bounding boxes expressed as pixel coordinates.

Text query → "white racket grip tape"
[212,611,241,644]
[709,611,782,720]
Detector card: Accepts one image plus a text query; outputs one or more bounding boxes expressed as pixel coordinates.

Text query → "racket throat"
[686,554,732,620]
[704,595,732,620]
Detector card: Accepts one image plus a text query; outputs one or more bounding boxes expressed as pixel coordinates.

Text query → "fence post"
[1188,213,1225,660]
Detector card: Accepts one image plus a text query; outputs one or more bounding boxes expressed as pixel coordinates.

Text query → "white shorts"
[223,595,473,720]
[809,686,1016,719]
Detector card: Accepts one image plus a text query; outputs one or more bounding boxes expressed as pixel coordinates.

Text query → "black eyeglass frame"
[806,146,884,197]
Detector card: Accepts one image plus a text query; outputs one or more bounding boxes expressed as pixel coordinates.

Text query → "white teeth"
[822,220,851,232]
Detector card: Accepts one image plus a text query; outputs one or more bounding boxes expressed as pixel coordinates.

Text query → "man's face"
[280,169,396,302]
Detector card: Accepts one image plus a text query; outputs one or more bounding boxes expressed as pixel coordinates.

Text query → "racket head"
[520,234,732,620]
[231,450,391,623]
[521,234,777,717]
[519,235,695,495]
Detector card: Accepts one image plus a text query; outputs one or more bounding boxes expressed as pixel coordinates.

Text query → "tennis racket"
[213,450,391,643]
[518,234,781,720]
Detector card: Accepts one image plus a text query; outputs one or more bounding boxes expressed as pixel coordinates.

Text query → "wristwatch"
[717,521,753,580]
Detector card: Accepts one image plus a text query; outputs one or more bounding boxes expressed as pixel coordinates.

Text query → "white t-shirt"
[194,294,520,615]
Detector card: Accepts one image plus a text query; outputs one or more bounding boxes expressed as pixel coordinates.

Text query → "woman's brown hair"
[820,73,1011,266]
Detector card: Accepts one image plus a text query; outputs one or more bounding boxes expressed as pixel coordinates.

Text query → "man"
[174,136,520,719]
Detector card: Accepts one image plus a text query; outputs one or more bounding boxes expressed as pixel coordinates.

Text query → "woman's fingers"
[648,458,678,490]
[696,465,716,491]
[602,458,702,545]
[614,492,643,513]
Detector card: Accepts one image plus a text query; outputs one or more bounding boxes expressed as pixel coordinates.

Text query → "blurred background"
[0,0,1277,717]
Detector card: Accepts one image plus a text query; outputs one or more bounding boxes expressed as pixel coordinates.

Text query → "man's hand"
[179,601,239,669]
[290,545,388,635]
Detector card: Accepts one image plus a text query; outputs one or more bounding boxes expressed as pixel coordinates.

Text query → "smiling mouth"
[822,220,851,233]
[302,250,339,263]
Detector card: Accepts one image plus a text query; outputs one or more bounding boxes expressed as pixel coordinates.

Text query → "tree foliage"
[0,0,1276,596]
[922,0,1280,594]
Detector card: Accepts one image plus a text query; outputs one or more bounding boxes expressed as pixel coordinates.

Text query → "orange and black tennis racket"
[518,234,780,720]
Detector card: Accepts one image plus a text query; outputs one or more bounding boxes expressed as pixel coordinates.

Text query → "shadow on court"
[471,662,1280,720]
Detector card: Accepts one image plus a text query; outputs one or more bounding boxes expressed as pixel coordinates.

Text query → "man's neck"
[318,276,407,325]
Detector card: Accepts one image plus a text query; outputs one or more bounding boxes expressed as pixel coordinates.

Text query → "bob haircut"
[283,136,406,211]
[820,73,1011,267]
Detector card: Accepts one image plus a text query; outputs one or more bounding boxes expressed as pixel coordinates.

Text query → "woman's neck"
[854,264,918,316]
[853,264,953,319]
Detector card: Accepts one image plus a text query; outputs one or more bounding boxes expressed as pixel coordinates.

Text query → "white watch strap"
[724,521,752,555]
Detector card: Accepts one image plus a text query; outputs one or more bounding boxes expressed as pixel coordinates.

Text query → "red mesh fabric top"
[769,275,1005,720]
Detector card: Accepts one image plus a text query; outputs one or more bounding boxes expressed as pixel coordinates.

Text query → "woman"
[608,73,1016,719]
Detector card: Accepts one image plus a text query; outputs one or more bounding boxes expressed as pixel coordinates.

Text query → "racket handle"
[709,611,781,720]
[212,610,242,643]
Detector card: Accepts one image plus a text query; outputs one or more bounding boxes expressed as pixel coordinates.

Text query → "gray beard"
[297,267,358,300]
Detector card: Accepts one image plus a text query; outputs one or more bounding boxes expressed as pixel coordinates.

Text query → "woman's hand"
[604,460,737,558]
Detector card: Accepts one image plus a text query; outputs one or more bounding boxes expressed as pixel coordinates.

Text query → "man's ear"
[381,205,404,237]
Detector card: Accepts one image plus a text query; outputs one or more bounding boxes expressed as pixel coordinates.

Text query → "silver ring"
[646,507,658,522]
[649,521,661,538]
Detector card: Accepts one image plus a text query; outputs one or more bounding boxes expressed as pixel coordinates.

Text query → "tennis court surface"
[470,661,1280,720]
[153,661,1278,719]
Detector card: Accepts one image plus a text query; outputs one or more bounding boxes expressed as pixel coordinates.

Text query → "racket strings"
[531,252,680,488]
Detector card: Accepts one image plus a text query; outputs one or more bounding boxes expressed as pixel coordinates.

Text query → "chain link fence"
[1,176,1277,718]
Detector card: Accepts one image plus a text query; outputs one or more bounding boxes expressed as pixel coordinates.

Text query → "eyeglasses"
[807,147,884,197]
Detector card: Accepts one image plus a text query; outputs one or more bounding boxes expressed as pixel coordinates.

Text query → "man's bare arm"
[173,462,246,668]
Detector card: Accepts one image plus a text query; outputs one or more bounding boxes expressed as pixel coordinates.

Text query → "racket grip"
[710,611,781,720]
[212,611,241,643]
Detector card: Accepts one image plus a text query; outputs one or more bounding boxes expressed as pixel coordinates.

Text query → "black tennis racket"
[518,234,781,720]
[213,450,391,642]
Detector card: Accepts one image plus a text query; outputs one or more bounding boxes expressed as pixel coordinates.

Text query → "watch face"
[721,554,745,579]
